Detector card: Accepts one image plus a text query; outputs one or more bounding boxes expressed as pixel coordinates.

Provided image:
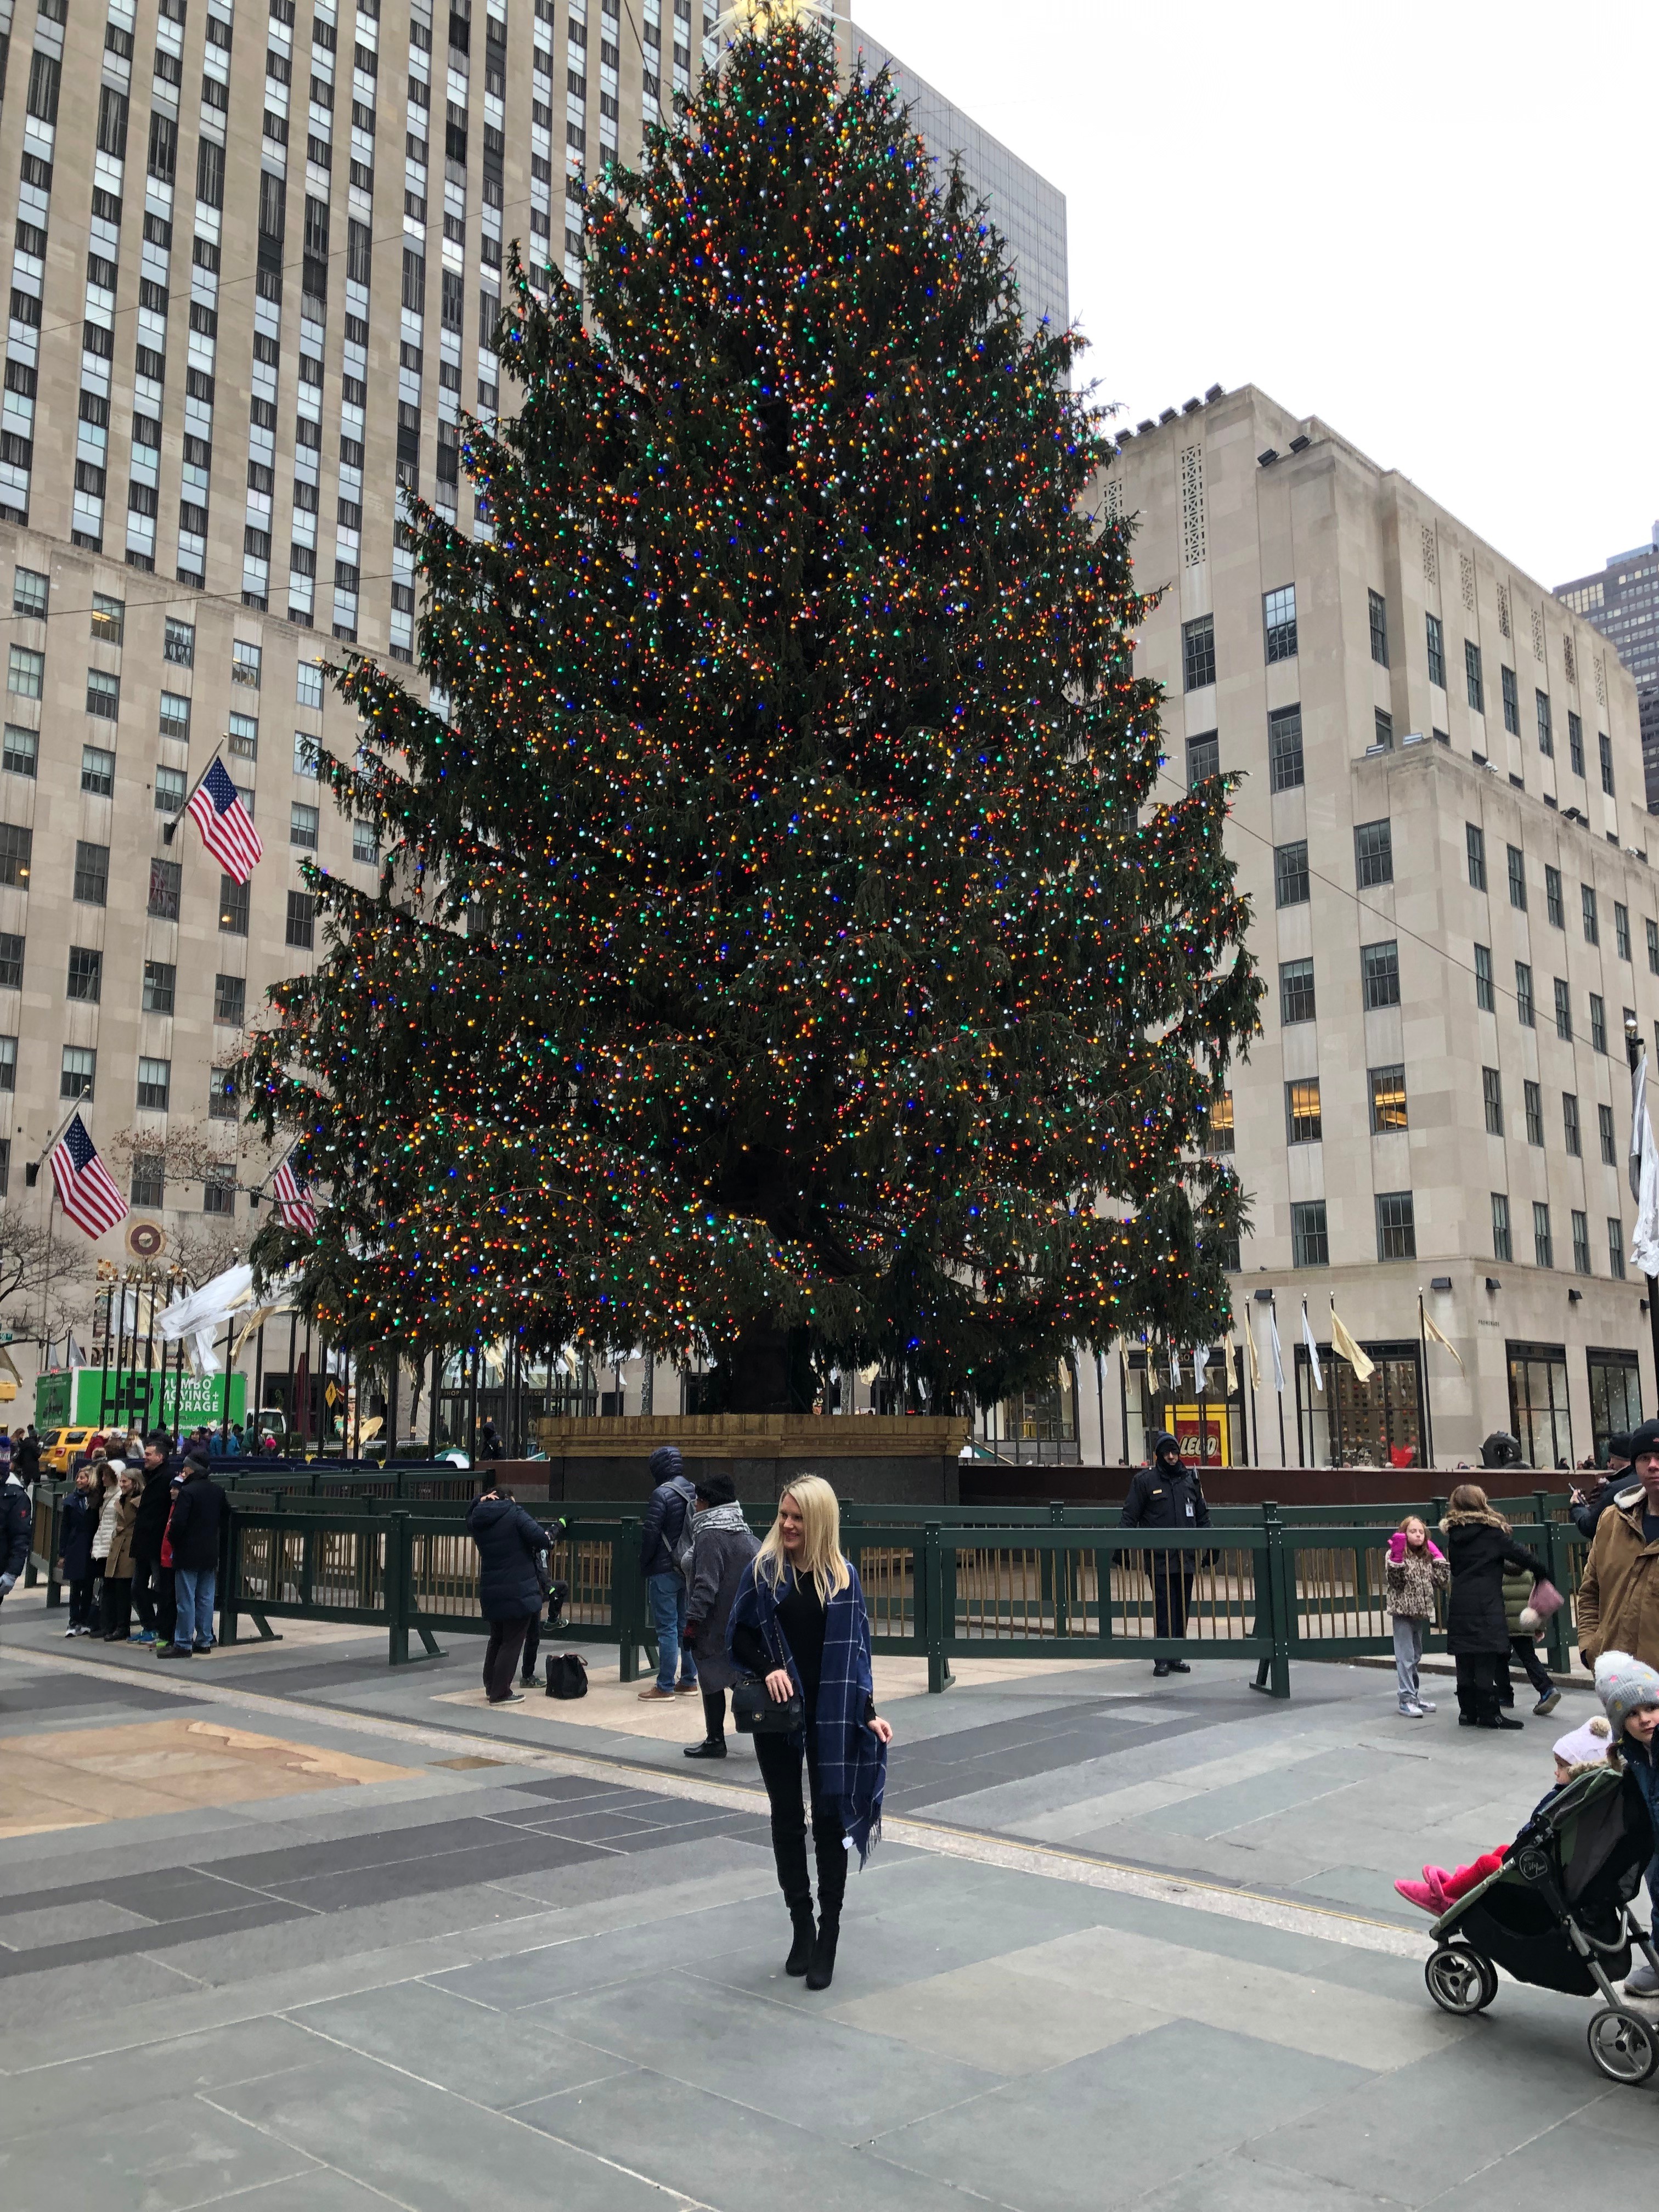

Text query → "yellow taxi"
[41,1427,95,1475]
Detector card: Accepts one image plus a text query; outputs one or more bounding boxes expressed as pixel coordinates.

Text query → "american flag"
[49,1114,129,1239]
[273,1154,318,1234]
[186,755,264,882]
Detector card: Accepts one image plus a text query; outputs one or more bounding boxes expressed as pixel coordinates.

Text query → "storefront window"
[1507,1342,1573,1470]
[1587,1348,1641,1467]
[1296,1341,1423,1466]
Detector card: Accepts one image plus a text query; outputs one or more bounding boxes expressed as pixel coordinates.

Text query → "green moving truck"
[34,1369,248,1431]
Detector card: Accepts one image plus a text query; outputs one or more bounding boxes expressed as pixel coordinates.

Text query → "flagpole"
[1271,1294,1286,1470]
[159,752,219,846]
[1417,1293,1435,1471]
[1623,1017,1659,1407]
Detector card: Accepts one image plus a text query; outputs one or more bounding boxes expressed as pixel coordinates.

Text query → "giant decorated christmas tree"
[244,10,1261,1415]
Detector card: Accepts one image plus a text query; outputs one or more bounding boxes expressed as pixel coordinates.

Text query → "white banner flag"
[1193,1342,1210,1396]
[1632,1052,1659,1278]
[1269,1306,1285,1393]
[1301,1300,1324,1393]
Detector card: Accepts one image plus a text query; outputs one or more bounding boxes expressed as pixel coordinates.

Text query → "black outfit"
[129,1459,176,1632]
[466,1491,549,1701]
[1120,1441,1211,1644]
[12,1434,39,1485]
[101,1573,133,1641]
[166,1467,225,1570]
[1571,1477,1621,1541]
[1443,1513,1547,1725]
[732,1577,849,1960]
[0,1475,29,1596]
[60,1489,98,1629]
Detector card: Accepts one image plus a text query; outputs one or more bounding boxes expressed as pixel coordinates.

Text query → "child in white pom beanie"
[1594,1650,1659,1997]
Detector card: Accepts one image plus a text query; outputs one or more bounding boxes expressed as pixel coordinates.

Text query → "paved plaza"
[0,1589,1652,2211]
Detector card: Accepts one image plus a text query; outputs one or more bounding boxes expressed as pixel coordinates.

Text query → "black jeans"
[483,1616,533,1701]
[154,1566,177,1648]
[1508,1637,1554,1697]
[753,1723,847,1928]
[67,1576,97,1629]
[1455,1651,1505,1721]
[1150,1559,1194,1640]
[701,1687,727,1742]
[131,1558,159,1632]
[101,1575,133,1639]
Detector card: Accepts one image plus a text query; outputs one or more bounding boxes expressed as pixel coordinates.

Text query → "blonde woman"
[727,1475,891,1991]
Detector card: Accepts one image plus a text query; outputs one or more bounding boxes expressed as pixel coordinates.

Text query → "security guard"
[1121,1431,1212,1676]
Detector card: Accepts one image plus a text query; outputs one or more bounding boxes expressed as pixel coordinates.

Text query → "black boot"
[786,1904,816,1976]
[684,1736,727,1759]
[806,1822,848,1990]
[1153,1660,1170,1678]
[806,1920,839,1990]
[773,1824,813,1974]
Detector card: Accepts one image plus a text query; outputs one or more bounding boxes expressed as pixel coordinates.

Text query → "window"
[1508,1341,1572,1465]
[1370,1064,1408,1132]
[1563,1093,1581,1156]
[1285,1078,1323,1144]
[164,617,195,667]
[7,646,43,697]
[285,889,315,948]
[1368,588,1388,665]
[89,592,124,647]
[1505,844,1526,910]
[60,1046,95,1101]
[1375,1191,1416,1261]
[0,934,20,991]
[0,823,30,887]
[86,669,120,720]
[147,857,182,921]
[232,640,262,689]
[296,659,324,709]
[159,691,191,740]
[130,1152,164,1209]
[1599,731,1615,798]
[1609,1221,1627,1280]
[1523,1080,1543,1146]
[1572,1210,1592,1276]
[204,1165,235,1216]
[352,821,379,866]
[1515,962,1534,1026]
[1425,612,1445,688]
[1532,1201,1554,1269]
[1373,707,1394,751]
[1554,978,1572,1040]
[1616,902,1632,962]
[220,873,250,934]
[1353,820,1392,889]
[1465,640,1485,714]
[1590,993,1607,1054]
[1279,957,1316,1024]
[294,731,321,780]
[1649,918,1659,975]
[143,959,176,1013]
[2,726,35,778]
[1545,866,1564,928]
[1482,1066,1503,1135]
[80,744,116,798]
[214,972,245,1024]
[154,766,187,813]
[1568,712,1585,778]
[12,567,47,617]
[1465,822,1486,890]
[1491,1193,1513,1262]
[136,1056,171,1110]
[1205,1091,1234,1154]
[66,945,101,1002]
[1263,584,1297,662]
[1362,940,1400,1009]
[1582,883,1599,945]
[1291,1199,1328,1267]
[1501,664,1520,736]
[290,801,319,849]
[1182,616,1215,692]
[1475,943,1494,1011]
[1274,839,1309,908]
[1535,690,1553,757]
[209,1065,238,1119]
[1598,1101,1617,1167]
[228,712,258,760]
[74,840,109,905]
[1267,704,1303,792]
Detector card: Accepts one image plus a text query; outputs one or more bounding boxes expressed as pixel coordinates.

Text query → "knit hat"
[1621,1420,1659,1462]
[1594,1650,1659,1739]
[695,1470,737,1506]
[648,1444,684,1483]
[1552,1716,1612,1766]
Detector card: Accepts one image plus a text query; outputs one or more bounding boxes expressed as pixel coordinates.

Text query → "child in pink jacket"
[1385,1515,1449,1717]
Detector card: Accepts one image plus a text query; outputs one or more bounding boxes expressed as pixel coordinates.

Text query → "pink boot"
[1420,1866,1453,1911]
[1394,1877,1440,1913]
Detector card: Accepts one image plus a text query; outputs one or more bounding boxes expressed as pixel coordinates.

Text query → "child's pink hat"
[1552,1716,1612,1766]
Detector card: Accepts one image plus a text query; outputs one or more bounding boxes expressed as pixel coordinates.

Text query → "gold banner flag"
[1420,1298,1464,1371]
[1329,1302,1375,1383]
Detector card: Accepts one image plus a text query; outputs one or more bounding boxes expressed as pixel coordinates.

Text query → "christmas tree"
[242,11,1261,1413]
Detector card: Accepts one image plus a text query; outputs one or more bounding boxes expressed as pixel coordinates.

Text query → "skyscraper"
[1556,528,1659,811]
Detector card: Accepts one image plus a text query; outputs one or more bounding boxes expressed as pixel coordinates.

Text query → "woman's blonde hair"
[755,1474,850,1602]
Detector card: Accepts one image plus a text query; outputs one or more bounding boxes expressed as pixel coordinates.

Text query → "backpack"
[544,1651,588,1699]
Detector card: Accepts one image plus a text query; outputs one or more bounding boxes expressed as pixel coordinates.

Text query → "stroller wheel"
[1425,1943,1497,2016]
[1586,2006,1659,2085]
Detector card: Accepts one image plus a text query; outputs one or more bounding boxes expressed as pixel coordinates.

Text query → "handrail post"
[222,1509,241,1646]
[1251,1503,1291,1699]
[1539,1513,1572,1677]
[615,1517,643,1682]
[388,1511,411,1664]
[924,1526,947,1694]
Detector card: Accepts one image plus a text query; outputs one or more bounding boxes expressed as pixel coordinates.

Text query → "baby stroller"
[1423,1762,1659,2083]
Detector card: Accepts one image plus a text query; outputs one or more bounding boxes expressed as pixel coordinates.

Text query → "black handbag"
[544,1652,588,1699]
[732,1675,804,1734]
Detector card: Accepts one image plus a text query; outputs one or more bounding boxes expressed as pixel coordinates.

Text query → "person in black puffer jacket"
[1441,1481,1549,1729]
[467,1477,551,1703]
[1120,1432,1211,1677]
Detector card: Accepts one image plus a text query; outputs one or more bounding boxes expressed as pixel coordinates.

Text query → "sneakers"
[1415,1697,1437,1713]
[1534,1689,1561,1717]
[674,1680,701,1695]
[1398,1701,1425,1718]
[637,1685,676,1701]
[1623,1959,1659,1999]
[63,1624,78,1638]
[488,1689,526,1705]
[133,1629,156,1644]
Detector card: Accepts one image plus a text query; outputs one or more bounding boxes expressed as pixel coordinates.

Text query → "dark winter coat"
[0,1474,30,1582]
[131,1461,179,1565]
[640,1474,697,1579]
[166,1467,225,1572]
[58,1487,98,1580]
[684,1505,759,1694]
[1440,1508,1548,1657]
[1120,1445,1212,1534]
[13,1434,39,1482]
[466,1492,550,1621]
[1571,1477,1620,1542]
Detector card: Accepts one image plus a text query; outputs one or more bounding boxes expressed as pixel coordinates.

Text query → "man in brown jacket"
[1577,1419,1659,1671]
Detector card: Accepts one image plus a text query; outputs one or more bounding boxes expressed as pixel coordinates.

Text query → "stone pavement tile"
[0,1897,157,1949]
[483,1831,775,1911]
[871,2019,1368,2212]
[1428,2105,1656,2209]
[0,1898,313,1982]
[0,2090,319,2212]
[202,2050,689,2212]
[515,2061,980,2212]
[1131,2149,1410,2212]
[287,1979,635,2109]
[250,1829,605,1912]
[1047,1814,1333,1886]
[1291,1864,1420,1916]
[206,2170,398,2211]
[1142,1750,1373,1838]
[431,1894,783,2011]
[538,1964,1006,2140]
[0,1948,200,2034]
[831,1954,1176,2073]
[0,2013,321,2144]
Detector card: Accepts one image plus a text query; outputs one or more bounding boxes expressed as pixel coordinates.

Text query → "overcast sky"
[851,0,1657,589]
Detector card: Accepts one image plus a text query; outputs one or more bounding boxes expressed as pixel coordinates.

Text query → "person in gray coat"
[681,1472,759,1759]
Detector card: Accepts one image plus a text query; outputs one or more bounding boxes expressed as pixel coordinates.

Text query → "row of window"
[54,1042,236,1120]
[1282,1194,1417,1267]
[1471,941,1620,1053]
[58,943,250,1025]
[8,567,323,698]
[1273,822,1393,905]
[1468,827,1639,952]
[1489,1194,1624,1278]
